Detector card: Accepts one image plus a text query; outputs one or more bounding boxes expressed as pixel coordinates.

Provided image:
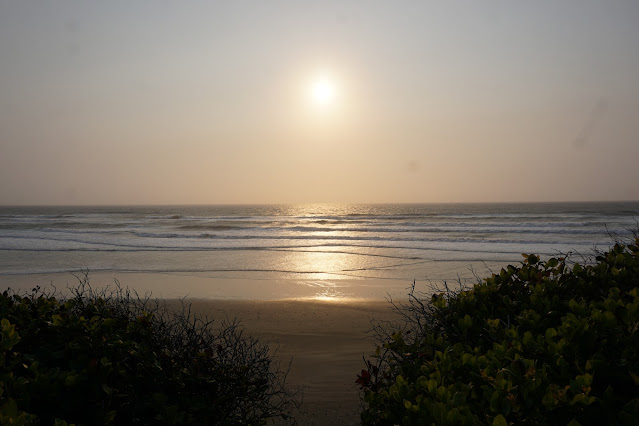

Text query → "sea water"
[0,202,637,299]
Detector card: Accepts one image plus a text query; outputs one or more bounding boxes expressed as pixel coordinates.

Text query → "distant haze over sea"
[1,202,638,300]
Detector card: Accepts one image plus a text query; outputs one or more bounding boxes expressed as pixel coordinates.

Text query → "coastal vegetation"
[359,236,639,425]
[0,278,296,425]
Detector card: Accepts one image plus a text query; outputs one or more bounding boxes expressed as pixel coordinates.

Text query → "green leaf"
[487,318,500,328]
[447,407,461,423]
[458,314,473,330]
[568,299,578,312]
[102,318,117,327]
[523,331,534,346]
[102,383,113,396]
[105,411,117,423]
[64,373,78,387]
[490,391,501,412]
[493,414,508,426]
[51,314,64,326]
[0,398,19,417]
[461,353,472,365]
[452,391,466,406]
[0,318,20,351]
[580,373,593,387]
[571,394,596,405]
[436,385,448,401]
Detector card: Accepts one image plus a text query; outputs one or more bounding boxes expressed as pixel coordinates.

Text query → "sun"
[310,77,335,105]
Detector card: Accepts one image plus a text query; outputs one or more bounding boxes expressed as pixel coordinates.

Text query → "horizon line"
[1,199,638,208]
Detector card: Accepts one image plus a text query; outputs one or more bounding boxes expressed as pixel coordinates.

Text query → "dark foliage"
[359,237,639,425]
[0,279,297,425]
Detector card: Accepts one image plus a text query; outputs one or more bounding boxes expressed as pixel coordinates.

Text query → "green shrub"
[359,237,639,425]
[0,280,297,425]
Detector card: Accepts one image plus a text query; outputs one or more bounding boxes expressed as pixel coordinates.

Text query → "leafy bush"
[0,279,297,425]
[359,237,639,425]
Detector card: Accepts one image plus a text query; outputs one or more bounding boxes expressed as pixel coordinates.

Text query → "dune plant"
[0,278,297,425]
[359,237,639,425]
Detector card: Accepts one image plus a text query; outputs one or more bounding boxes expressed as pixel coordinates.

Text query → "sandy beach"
[165,299,401,426]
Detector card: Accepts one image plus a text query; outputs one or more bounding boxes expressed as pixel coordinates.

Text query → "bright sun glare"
[311,77,335,105]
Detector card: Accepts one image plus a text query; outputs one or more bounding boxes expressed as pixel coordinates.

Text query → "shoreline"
[0,271,419,302]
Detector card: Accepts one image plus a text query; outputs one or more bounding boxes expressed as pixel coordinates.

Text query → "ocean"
[1,202,637,300]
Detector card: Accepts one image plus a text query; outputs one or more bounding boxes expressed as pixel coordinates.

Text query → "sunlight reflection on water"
[282,235,369,280]
[3,203,635,300]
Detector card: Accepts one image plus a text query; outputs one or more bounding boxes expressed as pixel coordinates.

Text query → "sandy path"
[168,299,401,425]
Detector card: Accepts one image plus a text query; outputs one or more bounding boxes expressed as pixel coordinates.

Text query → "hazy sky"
[1,1,638,205]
